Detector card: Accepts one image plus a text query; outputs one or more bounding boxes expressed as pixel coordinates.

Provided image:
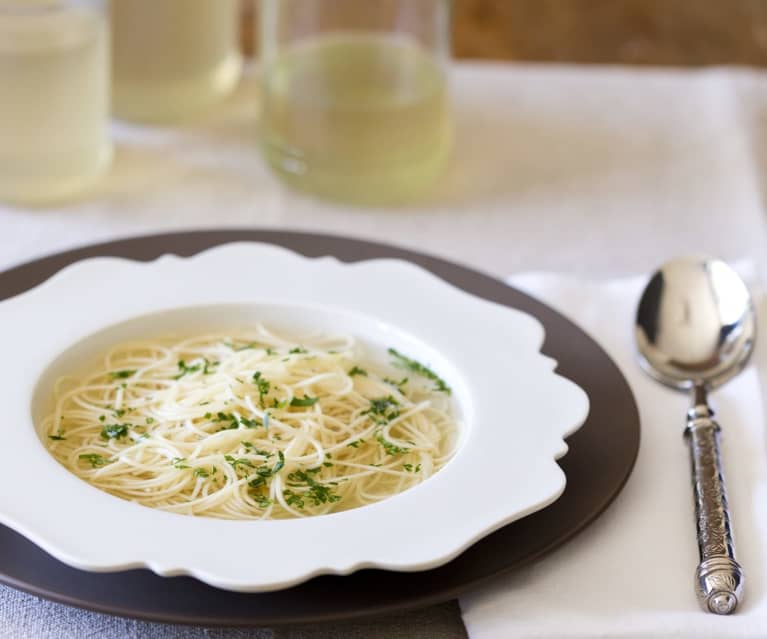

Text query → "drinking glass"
[0,0,111,204]
[111,0,243,123]
[259,0,452,204]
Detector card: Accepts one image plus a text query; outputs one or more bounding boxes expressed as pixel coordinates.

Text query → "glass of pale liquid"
[0,0,111,205]
[259,0,452,205]
[111,0,243,123]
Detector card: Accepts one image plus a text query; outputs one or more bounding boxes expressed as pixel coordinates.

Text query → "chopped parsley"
[284,491,305,509]
[384,376,409,388]
[172,457,190,469]
[364,396,400,424]
[347,439,364,448]
[211,412,241,430]
[79,453,112,468]
[146,417,155,425]
[224,340,260,351]
[289,346,308,354]
[403,463,422,473]
[348,366,368,377]
[290,395,319,407]
[240,416,261,429]
[225,455,256,471]
[375,431,410,455]
[174,359,201,379]
[253,494,272,508]
[252,371,271,405]
[285,469,341,507]
[388,348,451,394]
[241,442,273,457]
[193,467,210,478]
[48,430,66,441]
[101,423,130,440]
[247,451,285,489]
[109,369,136,379]
[202,358,218,375]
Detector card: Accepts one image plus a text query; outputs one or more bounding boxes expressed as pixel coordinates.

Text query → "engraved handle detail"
[685,387,743,615]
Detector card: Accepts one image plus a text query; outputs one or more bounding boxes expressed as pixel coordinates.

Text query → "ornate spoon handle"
[685,387,743,615]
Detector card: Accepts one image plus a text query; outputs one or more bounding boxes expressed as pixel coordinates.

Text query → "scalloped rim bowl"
[0,243,589,592]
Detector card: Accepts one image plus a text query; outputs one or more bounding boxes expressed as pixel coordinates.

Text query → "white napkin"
[460,269,767,639]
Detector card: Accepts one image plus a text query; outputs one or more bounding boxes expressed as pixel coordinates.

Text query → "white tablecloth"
[2,62,767,638]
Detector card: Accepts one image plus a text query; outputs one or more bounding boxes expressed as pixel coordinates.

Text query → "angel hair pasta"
[43,325,458,520]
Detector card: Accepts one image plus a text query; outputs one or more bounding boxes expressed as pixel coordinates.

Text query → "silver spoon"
[635,256,755,615]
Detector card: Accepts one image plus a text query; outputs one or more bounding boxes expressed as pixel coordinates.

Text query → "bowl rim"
[0,242,589,592]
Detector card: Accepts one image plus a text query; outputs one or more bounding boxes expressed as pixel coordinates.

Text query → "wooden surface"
[242,0,767,66]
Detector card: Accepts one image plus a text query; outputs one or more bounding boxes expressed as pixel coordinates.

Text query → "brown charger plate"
[0,230,640,626]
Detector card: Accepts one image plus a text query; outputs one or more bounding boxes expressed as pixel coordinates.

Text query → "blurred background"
[242,0,767,66]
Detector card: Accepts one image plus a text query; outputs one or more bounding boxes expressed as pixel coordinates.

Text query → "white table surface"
[2,62,767,638]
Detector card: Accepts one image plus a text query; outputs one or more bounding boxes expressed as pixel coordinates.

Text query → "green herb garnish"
[225,455,256,471]
[375,431,410,455]
[174,359,201,379]
[364,396,400,424]
[289,346,308,354]
[290,395,319,407]
[253,494,272,508]
[101,423,130,440]
[241,442,273,457]
[202,358,218,375]
[79,453,112,468]
[212,412,240,429]
[348,366,368,377]
[284,491,305,509]
[252,371,271,405]
[387,348,451,394]
[172,457,190,469]
[247,451,285,489]
[109,369,136,379]
[48,431,66,441]
[286,469,341,507]
[193,467,210,478]
[224,340,260,351]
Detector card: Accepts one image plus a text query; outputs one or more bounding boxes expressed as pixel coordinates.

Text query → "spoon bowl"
[636,256,756,391]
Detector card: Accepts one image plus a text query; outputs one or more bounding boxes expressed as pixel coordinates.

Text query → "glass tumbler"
[111,0,243,123]
[0,0,111,205]
[259,0,452,205]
